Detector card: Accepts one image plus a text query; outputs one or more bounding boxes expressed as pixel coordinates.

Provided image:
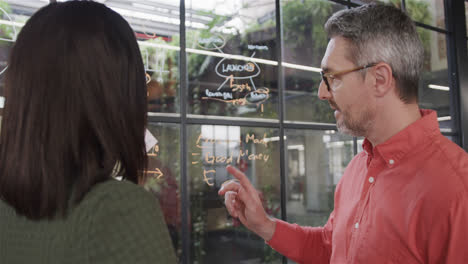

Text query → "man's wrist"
[255,217,277,242]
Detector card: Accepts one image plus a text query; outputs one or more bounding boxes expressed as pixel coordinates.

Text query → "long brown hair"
[0,1,147,219]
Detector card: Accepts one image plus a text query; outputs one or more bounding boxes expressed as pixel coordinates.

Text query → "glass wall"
[285,129,353,264]
[282,0,345,123]
[143,123,182,258]
[406,0,445,29]
[285,130,353,226]
[0,0,465,263]
[188,125,281,263]
[123,0,181,114]
[418,28,450,127]
[186,0,278,119]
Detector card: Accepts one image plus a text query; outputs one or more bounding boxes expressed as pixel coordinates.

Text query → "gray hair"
[325,4,423,103]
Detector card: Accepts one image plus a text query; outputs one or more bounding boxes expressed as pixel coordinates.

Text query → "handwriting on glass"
[191,133,270,186]
[145,144,164,179]
[197,35,270,112]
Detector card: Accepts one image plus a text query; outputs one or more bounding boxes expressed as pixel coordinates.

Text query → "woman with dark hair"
[0,1,176,263]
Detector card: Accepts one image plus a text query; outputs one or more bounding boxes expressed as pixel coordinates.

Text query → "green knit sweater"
[0,179,177,264]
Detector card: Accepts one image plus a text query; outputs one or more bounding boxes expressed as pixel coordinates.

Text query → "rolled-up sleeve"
[266,211,334,264]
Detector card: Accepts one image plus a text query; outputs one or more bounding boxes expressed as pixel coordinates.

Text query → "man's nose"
[317,80,332,100]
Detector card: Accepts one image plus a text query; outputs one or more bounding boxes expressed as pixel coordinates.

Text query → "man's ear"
[371,62,394,97]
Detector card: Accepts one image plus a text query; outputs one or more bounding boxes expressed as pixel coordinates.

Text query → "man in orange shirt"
[219,3,468,263]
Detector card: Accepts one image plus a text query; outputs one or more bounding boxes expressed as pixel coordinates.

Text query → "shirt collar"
[362,109,440,167]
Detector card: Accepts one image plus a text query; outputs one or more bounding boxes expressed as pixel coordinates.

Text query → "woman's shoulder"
[68,179,155,225]
[76,179,153,213]
[74,179,177,263]
[89,178,146,196]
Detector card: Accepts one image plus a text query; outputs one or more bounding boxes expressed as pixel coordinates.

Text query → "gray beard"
[336,107,375,138]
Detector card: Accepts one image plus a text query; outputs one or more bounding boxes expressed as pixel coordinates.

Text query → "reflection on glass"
[142,123,181,259]
[108,1,181,113]
[285,129,353,226]
[281,0,345,123]
[406,0,445,29]
[188,125,281,263]
[0,1,49,109]
[354,0,445,30]
[282,0,345,68]
[285,129,353,264]
[284,70,334,123]
[186,0,278,119]
[416,28,450,128]
[142,40,179,113]
[0,1,182,113]
[351,1,445,32]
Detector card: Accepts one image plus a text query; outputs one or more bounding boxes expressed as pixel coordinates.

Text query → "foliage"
[282,0,333,67]
[388,0,432,70]
[280,0,338,123]
[0,1,14,46]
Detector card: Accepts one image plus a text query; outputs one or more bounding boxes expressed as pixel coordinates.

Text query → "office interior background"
[0,0,467,263]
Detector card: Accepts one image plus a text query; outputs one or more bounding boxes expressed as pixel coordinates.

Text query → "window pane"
[281,0,346,123]
[285,129,353,226]
[186,0,278,119]
[0,0,50,109]
[405,0,445,30]
[417,28,451,129]
[142,123,182,260]
[284,69,335,123]
[285,129,353,264]
[188,125,282,263]
[355,1,445,30]
[109,1,181,114]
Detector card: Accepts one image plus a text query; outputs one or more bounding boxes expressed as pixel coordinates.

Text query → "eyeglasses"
[320,63,376,91]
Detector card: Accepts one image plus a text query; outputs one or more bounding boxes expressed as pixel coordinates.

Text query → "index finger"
[218,179,240,195]
[226,165,256,194]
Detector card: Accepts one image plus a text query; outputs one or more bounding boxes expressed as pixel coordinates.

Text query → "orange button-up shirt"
[268,110,468,263]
